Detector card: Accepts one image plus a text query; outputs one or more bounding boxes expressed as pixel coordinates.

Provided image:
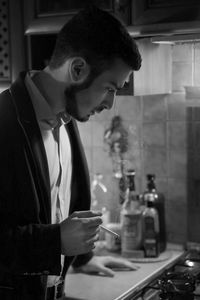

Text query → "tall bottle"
[121,169,143,256]
[143,174,166,252]
[142,195,160,257]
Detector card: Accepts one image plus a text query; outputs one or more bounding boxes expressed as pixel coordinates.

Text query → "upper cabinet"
[130,0,200,37]
[24,0,131,35]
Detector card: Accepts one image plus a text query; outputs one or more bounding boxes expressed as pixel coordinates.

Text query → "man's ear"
[70,57,90,83]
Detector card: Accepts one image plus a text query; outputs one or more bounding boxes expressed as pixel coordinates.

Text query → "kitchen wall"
[78,42,200,246]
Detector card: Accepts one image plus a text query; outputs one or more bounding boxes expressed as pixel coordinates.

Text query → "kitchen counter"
[64,244,184,300]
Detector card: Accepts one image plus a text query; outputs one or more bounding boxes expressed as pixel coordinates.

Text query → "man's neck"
[32,70,66,114]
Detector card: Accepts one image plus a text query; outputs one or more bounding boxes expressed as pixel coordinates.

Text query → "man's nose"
[105,93,116,110]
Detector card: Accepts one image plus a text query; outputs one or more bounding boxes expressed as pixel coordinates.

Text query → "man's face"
[64,58,132,122]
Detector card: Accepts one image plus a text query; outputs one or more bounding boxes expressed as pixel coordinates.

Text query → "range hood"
[127,21,200,44]
[151,33,200,44]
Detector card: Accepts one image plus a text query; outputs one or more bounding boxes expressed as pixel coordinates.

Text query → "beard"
[64,71,96,122]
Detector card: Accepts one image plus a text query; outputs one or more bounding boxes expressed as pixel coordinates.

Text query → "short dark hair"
[49,5,141,75]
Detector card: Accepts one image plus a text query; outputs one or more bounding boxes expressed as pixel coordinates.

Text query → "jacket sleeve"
[72,251,94,268]
[0,218,62,276]
[0,92,62,276]
[0,145,62,275]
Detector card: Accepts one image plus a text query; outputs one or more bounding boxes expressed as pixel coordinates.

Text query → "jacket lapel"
[9,72,91,222]
[66,120,91,214]
[9,72,51,223]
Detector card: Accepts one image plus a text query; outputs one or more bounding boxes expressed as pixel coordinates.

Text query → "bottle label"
[144,216,155,238]
[144,238,158,257]
[123,215,139,236]
[121,214,142,250]
[143,216,159,257]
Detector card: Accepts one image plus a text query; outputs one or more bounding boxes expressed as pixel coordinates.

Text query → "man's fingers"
[69,211,103,228]
[97,265,115,277]
[85,233,99,245]
[85,216,102,227]
[70,210,102,218]
[105,256,140,270]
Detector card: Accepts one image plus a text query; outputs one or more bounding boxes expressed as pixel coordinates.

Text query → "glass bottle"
[120,169,143,255]
[142,195,160,257]
[143,174,166,253]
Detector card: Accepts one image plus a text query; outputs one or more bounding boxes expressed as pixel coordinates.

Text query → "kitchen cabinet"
[23,0,131,35]
[130,0,200,38]
[0,0,25,89]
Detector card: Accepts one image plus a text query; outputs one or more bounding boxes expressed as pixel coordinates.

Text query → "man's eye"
[107,88,115,93]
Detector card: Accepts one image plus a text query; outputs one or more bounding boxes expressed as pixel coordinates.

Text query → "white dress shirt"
[25,71,72,286]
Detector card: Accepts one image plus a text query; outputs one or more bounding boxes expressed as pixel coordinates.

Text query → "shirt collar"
[25,71,71,130]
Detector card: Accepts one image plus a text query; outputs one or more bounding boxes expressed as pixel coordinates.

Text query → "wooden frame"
[35,0,114,17]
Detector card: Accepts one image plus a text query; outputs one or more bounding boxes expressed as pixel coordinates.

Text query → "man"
[0,5,141,300]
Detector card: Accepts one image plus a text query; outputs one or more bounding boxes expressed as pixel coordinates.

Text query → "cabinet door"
[36,0,113,16]
[132,0,200,26]
[24,0,131,35]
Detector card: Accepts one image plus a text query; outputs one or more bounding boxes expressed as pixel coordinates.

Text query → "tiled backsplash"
[78,42,200,245]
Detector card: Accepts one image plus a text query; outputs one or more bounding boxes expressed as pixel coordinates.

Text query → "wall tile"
[194,43,200,62]
[168,150,187,179]
[168,178,187,203]
[143,94,167,122]
[142,147,167,177]
[92,146,113,176]
[143,122,166,147]
[115,95,142,121]
[172,62,193,92]
[166,201,187,243]
[193,62,200,86]
[191,107,200,121]
[168,121,187,149]
[189,122,200,153]
[187,208,200,243]
[193,43,200,86]
[126,121,142,149]
[167,93,186,121]
[172,43,193,62]
[189,154,200,179]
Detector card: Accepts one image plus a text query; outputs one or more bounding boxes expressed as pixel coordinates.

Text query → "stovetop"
[140,250,200,300]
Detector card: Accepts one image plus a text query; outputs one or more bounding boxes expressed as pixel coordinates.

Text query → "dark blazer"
[0,72,93,300]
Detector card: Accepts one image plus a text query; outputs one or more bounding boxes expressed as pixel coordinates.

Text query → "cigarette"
[100,225,120,239]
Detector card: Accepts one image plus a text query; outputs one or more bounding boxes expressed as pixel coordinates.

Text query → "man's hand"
[73,255,140,277]
[60,211,102,256]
